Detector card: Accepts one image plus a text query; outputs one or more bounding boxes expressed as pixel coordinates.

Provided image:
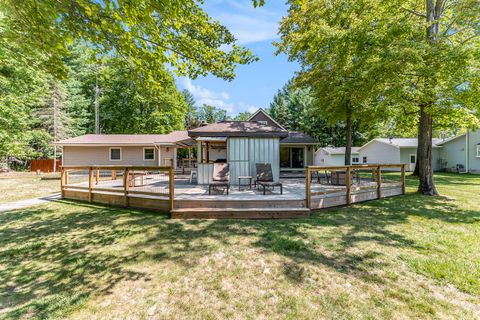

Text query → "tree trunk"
[412,126,420,176]
[417,105,437,195]
[344,105,352,165]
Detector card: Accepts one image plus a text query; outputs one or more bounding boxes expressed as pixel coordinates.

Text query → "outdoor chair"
[208,163,230,195]
[255,163,283,195]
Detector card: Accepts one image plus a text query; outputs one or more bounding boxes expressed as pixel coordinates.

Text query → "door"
[409,154,416,171]
[291,147,304,168]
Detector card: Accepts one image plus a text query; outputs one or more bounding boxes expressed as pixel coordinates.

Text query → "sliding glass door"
[280,147,305,168]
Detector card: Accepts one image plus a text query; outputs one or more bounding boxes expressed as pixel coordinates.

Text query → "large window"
[352,157,360,164]
[362,156,368,164]
[109,147,122,161]
[477,145,480,158]
[143,147,155,161]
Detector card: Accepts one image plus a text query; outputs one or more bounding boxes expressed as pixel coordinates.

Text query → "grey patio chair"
[255,163,283,195]
[208,163,230,195]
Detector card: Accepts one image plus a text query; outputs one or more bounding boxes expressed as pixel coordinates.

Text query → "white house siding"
[399,147,441,172]
[467,130,480,173]
[439,135,466,171]
[63,146,174,167]
[314,150,345,166]
[360,142,400,165]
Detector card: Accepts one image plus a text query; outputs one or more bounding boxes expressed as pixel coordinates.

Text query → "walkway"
[0,194,61,213]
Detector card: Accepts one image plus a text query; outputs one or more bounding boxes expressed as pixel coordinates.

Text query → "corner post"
[306,166,311,209]
[401,164,406,194]
[346,166,351,205]
[123,168,129,207]
[88,167,94,202]
[60,167,65,198]
[95,169,100,185]
[169,167,175,211]
[376,165,381,199]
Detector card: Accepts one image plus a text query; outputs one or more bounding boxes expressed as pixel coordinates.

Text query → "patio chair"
[208,163,230,195]
[255,163,283,195]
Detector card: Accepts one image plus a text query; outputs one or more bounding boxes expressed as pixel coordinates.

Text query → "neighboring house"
[358,138,443,171]
[55,131,195,169]
[437,129,480,173]
[56,108,318,184]
[189,109,318,184]
[314,147,361,166]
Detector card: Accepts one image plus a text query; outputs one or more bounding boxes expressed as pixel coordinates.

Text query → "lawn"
[0,172,60,204]
[0,173,479,319]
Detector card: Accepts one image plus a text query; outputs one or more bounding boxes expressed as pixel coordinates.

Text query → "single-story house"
[56,108,318,184]
[55,131,195,168]
[358,138,443,171]
[188,109,318,184]
[437,129,480,173]
[314,147,361,166]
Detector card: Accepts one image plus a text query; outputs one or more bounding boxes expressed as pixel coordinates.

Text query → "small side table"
[238,176,253,191]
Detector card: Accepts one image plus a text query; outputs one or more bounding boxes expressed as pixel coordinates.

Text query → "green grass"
[0,173,479,319]
[0,172,60,204]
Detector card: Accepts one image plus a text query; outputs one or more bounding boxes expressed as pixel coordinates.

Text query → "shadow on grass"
[0,173,479,318]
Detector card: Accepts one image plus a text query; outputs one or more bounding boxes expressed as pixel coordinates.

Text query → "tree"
[0,1,259,81]
[233,112,252,121]
[276,2,392,164]
[198,104,227,124]
[182,90,201,129]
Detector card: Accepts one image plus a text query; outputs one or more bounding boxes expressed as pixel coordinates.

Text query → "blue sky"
[176,0,299,116]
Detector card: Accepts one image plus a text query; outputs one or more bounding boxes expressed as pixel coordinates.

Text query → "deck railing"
[60,165,174,211]
[306,164,406,210]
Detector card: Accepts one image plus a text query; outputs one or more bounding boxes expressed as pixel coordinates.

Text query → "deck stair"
[171,199,310,219]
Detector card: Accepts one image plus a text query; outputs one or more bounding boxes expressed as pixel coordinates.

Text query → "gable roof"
[247,108,286,130]
[188,121,288,138]
[281,132,318,144]
[317,147,361,155]
[435,133,466,145]
[359,138,443,151]
[55,131,194,146]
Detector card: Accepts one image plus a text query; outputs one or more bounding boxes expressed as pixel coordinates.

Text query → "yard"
[0,173,479,319]
[0,172,60,204]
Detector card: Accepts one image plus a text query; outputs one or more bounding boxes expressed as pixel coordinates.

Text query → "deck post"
[306,166,311,209]
[60,167,65,198]
[401,164,406,194]
[124,168,129,207]
[346,166,351,205]
[95,169,100,185]
[376,165,381,199]
[65,170,69,186]
[88,167,94,202]
[112,170,117,180]
[169,167,175,211]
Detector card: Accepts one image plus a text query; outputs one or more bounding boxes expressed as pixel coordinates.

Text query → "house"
[358,138,443,171]
[55,131,195,168]
[314,147,361,166]
[56,109,318,184]
[188,109,318,184]
[437,129,480,173]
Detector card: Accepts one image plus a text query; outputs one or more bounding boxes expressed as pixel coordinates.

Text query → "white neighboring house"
[314,147,361,166]
[358,138,443,171]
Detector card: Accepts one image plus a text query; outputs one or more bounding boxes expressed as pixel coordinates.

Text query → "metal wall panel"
[227,137,250,184]
[248,138,280,182]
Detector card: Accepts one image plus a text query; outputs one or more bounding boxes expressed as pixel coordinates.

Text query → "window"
[362,156,368,163]
[109,147,122,161]
[477,145,480,158]
[258,120,268,125]
[410,154,416,164]
[352,157,360,163]
[143,147,155,161]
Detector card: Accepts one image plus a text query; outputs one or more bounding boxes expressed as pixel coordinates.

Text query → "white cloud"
[182,78,261,116]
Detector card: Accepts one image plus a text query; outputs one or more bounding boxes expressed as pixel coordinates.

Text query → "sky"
[175,0,300,117]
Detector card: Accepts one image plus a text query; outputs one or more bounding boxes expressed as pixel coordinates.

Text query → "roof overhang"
[189,132,288,138]
[55,143,157,147]
[196,136,227,142]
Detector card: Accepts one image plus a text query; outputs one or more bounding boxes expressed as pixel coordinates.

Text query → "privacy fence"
[60,165,174,212]
[306,164,406,210]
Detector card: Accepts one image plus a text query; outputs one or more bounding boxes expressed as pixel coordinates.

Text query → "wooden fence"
[306,164,406,210]
[31,159,62,173]
[60,165,174,212]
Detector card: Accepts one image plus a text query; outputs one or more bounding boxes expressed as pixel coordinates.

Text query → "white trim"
[436,133,467,146]
[476,144,480,158]
[466,130,469,172]
[359,139,400,151]
[143,147,156,161]
[247,108,286,130]
[409,154,416,164]
[109,147,122,161]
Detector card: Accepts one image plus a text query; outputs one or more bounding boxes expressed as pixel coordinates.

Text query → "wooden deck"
[60,164,406,219]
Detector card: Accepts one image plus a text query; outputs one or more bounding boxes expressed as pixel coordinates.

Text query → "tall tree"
[276,2,392,164]
[198,104,227,124]
[182,89,201,129]
[233,112,252,121]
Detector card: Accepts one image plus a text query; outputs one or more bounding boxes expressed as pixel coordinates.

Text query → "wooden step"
[174,199,306,209]
[170,208,310,219]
